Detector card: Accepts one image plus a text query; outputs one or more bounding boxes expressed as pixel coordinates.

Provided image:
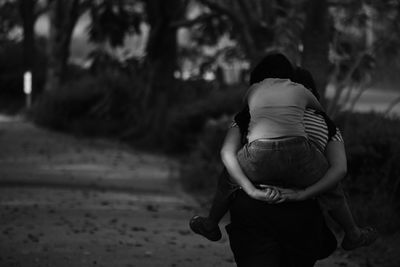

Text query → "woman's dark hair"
[249,53,294,85]
[293,67,320,100]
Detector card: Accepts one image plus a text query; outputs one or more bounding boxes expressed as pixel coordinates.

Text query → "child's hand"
[275,187,306,202]
[248,187,281,203]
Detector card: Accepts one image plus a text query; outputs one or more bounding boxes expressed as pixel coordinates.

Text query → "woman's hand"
[247,187,281,203]
[276,187,307,202]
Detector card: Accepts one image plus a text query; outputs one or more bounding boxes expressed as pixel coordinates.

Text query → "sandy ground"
[0,116,360,267]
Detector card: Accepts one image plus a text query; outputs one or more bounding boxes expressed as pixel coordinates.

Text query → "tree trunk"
[45,0,81,91]
[19,0,36,94]
[145,0,182,86]
[19,0,35,72]
[301,0,331,107]
[142,0,184,135]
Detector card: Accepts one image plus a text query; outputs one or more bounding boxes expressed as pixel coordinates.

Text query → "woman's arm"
[221,126,280,202]
[303,87,324,111]
[280,141,347,201]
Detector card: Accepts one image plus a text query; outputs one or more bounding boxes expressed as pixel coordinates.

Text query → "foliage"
[0,0,20,42]
[338,112,400,199]
[0,38,47,99]
[193,0,305,64]
[327,0,400,116]
[88,0,143,48]
[188,0,400,114]
[29,49,244,150]
[179,117,230,198]
[336,112,400,231]
[0,40,24,96]
[30,71,142,137]
[164,83,245,152]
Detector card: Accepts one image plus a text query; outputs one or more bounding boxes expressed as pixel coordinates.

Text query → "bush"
[0,39,47,113]
[164,84,245,152]
[30,71,143,137]
[179,117,231,198]
[337,112,400,232]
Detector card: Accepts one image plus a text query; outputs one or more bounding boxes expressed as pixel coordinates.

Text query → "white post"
[23,71,32,108]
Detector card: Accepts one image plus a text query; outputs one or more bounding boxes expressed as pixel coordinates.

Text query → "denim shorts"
[237,136,328,187]
[237,136,345,210]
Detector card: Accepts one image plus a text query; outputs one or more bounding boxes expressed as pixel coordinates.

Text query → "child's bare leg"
[328,200,360,239]
[207,174,233,224]
[190,192,230,238]
[190,169,237,241]
[322,187,377,250]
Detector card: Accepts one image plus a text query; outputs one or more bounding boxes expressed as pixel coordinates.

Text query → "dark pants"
[226,190,337,267]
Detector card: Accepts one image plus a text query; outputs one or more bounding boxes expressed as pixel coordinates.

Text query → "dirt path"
[0,117,359,267]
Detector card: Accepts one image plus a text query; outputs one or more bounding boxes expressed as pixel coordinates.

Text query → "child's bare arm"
[220,126,280,202]
[302,141,347,198]
[280,141,347,201]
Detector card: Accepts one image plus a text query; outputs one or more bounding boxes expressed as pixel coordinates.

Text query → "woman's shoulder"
[249,78,293,90]
[247,78,302,98]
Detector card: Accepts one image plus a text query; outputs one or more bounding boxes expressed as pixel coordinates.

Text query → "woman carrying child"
[190,53,377,254]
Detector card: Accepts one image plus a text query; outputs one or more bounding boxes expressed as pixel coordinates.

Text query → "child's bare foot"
[342,226,378,250]
[189,215,222,241]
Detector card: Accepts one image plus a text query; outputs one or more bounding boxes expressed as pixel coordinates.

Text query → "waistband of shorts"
[248,136,308,149]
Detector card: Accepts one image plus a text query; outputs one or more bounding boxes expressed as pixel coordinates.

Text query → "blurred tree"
[0,0,47,98]
[190,0,400,114]
[87,0,143,77]
[327,0,400,117]
[18,0,36,76]
[0,0,21,102]
[84,0,400,129]
[195,0,304,66]
[18,0,47,72]
[18,0,48,98]
[45,0,91,91]
[301,0,331,107]
[140,0,186,133]
[88,0,142,50]
[87,0,304,131]
[87,0,186,135]
[0,0,20,43]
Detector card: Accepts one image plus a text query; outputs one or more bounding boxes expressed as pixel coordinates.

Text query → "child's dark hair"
[234,53,294,143]
[249,53,294,85]
[235,53,295,142]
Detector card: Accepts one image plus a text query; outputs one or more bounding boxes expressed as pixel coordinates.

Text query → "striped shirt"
[303,109,343,152]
